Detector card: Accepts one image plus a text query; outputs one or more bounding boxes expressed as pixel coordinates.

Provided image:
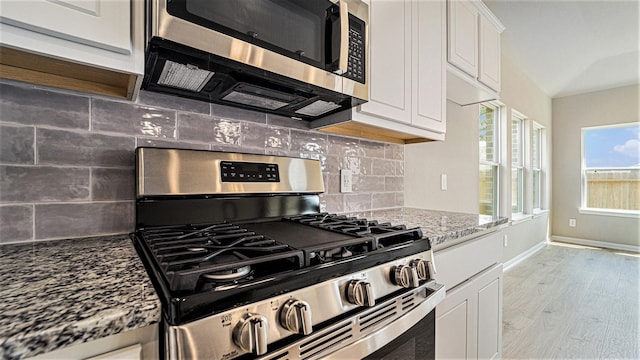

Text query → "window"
[479,104,500,217]
[532,124,544,211]
[582,123,640,213]
[511,113,525,215]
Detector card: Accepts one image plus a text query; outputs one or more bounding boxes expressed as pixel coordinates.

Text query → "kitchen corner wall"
[0,80,404,244]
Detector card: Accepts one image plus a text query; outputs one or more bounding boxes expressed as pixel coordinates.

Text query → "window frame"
[532,123,544,212]
[511,111,526,217]
[479,103,501,217]
[580,123,640,218]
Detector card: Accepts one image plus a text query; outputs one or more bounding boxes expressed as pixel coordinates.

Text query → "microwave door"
[168,0,338,71]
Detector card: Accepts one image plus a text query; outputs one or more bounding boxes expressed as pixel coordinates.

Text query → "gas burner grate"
[284,213,423,249]
[138,222,304,292]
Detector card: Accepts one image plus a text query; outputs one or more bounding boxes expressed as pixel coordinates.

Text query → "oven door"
[327,284,443,360]
[259,282,445,360]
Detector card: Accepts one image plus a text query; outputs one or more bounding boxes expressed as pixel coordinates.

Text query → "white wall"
[405,101,480,214]
[405,54,553,263]
[551,85,640,250]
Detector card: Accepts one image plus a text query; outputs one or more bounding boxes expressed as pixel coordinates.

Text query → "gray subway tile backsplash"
[385,143,404,161]
[343,193,372,212]
[328,135,360,157]
[0,205,33,243]
[91,98,176,138]
[290,129,328,154]
[353,175,385,193]
[137,90,211,115]
[359,140,386,158]
[0,165,90,202]
[177,112,218,143]
[35,202,134,240]
[0,125,34,164]
[136,138,210,151]
[212,103,267,124]
[37,128,135,167]
[0,79,404,243]
[0,83,90,129]
[372,193,396,209]
[91,168,135,201]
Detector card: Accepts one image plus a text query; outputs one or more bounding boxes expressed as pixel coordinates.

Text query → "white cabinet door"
[447,0,478,77]
[358,0,412,123]
[478,14,501,92]
[436,289,474,359]
[436,263,503,360]
[0,0,131,54]
[476,267,502,360]
[412,0,446,133]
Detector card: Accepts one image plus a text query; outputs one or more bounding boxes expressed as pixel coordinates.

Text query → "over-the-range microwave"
[143,0,369,120]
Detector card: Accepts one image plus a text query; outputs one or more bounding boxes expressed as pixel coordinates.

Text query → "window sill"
[510,213,533,224]
[578,208,640,219]
[532,209,549,218]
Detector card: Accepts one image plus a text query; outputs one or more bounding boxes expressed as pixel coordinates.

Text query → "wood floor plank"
[502,243,640,359]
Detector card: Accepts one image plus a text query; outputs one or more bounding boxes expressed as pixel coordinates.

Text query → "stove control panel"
[173,249,437,360]
[220,161,280,182]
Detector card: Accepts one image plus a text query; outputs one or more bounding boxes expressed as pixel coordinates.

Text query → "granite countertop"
[0,207,505,360]
[347,207,509,250]
[0,235,161,360]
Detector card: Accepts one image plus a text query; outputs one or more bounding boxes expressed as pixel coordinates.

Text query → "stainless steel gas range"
[131,147,445,359]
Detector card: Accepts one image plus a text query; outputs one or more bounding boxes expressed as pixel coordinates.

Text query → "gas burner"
[203,264,252,282]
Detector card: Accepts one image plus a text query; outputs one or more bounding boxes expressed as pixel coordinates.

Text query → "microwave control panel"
[346,15,366,84]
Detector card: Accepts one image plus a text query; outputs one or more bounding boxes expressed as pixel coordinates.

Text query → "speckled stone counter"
[0,235,161,360]
[346,207,509,250]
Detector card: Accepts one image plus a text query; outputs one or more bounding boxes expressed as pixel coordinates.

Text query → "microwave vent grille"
[157,60,214,92]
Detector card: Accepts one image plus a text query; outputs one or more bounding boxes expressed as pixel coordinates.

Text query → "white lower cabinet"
[433,230,504,360]
[436,264,503,360]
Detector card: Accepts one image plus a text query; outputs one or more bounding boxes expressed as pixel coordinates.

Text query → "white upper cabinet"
[446,0,504,105]
[412,0,447,132]
[0,0,131,54]
[359,0,412,123]
[338,0,446,143]
[0,0,143,99]
[478,14,502,92]
[447,0,479,78]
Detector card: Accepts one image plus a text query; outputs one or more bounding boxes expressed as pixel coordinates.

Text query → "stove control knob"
[346,280,375,307]
[279,299,313,335]
[410,259,430,280]
[233,313,269,356]
[392,264,420,288]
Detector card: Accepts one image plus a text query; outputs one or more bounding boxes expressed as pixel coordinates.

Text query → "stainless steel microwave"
[143,0,369,120]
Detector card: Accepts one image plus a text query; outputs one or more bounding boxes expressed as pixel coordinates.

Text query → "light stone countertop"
[0,236,160,360]
[0,208,506,360]
[345,207,509,250]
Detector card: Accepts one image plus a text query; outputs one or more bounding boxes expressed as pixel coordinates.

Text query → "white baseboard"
[503,241,547,272]
[550,235,640,253]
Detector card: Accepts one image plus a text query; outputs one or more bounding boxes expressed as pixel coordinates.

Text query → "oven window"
[169,0,334,68]
[364,310,436,360]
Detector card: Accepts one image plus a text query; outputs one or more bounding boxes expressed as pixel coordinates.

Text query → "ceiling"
[484,0,640,98]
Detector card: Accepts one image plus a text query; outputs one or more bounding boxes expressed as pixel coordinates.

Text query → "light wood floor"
[502,242,640,359]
